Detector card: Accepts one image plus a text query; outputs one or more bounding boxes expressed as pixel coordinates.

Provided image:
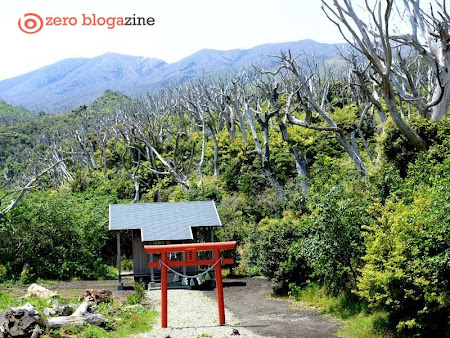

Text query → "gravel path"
[136,288,268,338]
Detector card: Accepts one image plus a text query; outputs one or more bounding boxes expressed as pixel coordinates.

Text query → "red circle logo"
[18,13,44,34]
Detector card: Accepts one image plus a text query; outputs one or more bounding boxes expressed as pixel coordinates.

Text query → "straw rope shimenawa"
[135,289,270,338]
[158,257,221,286]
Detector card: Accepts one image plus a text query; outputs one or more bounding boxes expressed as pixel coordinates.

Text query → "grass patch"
[289,283,391,338]
[126,280,146,305]
[289,283,365,319]
[0,290,63,313]
[50,301,158,338]
[0,288,158,337]
[336,312,391,338]
[0,290,20,310]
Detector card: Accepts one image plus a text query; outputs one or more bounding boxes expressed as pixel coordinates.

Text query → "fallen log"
[1,298,108,335]
[30,324,41,338]
[72,301,90,317]
[46,300,107,329]
[46,313,108,329]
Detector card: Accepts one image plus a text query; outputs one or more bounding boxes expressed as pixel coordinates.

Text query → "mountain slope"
[0,100,34,126]
[0,40,347,113]
[0,54,166,113]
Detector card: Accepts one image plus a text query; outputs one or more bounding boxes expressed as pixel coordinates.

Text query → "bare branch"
[0,158,68,216]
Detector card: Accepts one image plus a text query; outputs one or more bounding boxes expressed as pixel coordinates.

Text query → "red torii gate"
[145,241,236,328]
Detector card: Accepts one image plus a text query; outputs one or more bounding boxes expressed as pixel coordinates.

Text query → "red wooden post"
[214,248,225,325]
[161,251,168,328]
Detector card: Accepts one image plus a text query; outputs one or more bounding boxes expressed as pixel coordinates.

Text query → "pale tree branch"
[0,159,68,216]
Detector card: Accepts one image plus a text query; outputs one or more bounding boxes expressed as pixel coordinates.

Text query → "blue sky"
[0,0,344,81]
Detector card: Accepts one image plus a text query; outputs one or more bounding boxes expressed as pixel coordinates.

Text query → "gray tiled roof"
[109,201,222,241]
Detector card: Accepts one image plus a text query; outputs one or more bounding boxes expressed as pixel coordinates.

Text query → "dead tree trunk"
[46,301,108,329]
[292,147,310,195]
[0,303,41,337]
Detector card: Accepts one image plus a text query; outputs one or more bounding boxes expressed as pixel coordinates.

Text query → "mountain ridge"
[0,39,347,113]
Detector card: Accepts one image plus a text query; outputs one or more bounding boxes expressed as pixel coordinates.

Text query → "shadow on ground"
[203,277,340,338]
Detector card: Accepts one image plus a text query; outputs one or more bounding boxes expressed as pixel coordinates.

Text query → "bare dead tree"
[321,0,440,151]
[240,71,286,199]
[117,125,142,204]
[345,52,388,123]
[271,51,368,176]
[392,0,450,121]
[117,90,193,189]
[179,80,223,182]
[0,158,68,216]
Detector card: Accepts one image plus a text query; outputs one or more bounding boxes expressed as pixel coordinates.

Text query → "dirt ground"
[0,277,135,303]
[2,276,339,337]
[203,277,339,338]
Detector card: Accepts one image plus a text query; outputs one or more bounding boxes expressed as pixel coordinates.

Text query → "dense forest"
[0,1,449,336]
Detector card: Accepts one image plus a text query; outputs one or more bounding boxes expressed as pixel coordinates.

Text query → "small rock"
[231,328,240,335]
[22,283,58,299]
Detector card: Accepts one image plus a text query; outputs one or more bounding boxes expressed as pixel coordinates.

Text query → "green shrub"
[121,256,133,271]
[380,116,450,177]
[19,264,35,284]
[248,214,309,291]
[358,141,450,336]
[0,264,8,283]
[127,280,146,305]
[299,182,374,295]
[0,190,119,281]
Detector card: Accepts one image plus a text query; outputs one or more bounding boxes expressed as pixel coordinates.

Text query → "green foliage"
[19,264,35,285]
[185,177,226,203]
[127,280,146,305]
[368,164,404,203]
[380,116,450,177]
[0,189,120,281]
[121,256,133,271]
[289,283,388,338]
[0,100,34,125]
[358,139,450,336]
[247,214,309,290]
[298,180,375,295]
[0,264,8,283]
[269,131,297,185]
